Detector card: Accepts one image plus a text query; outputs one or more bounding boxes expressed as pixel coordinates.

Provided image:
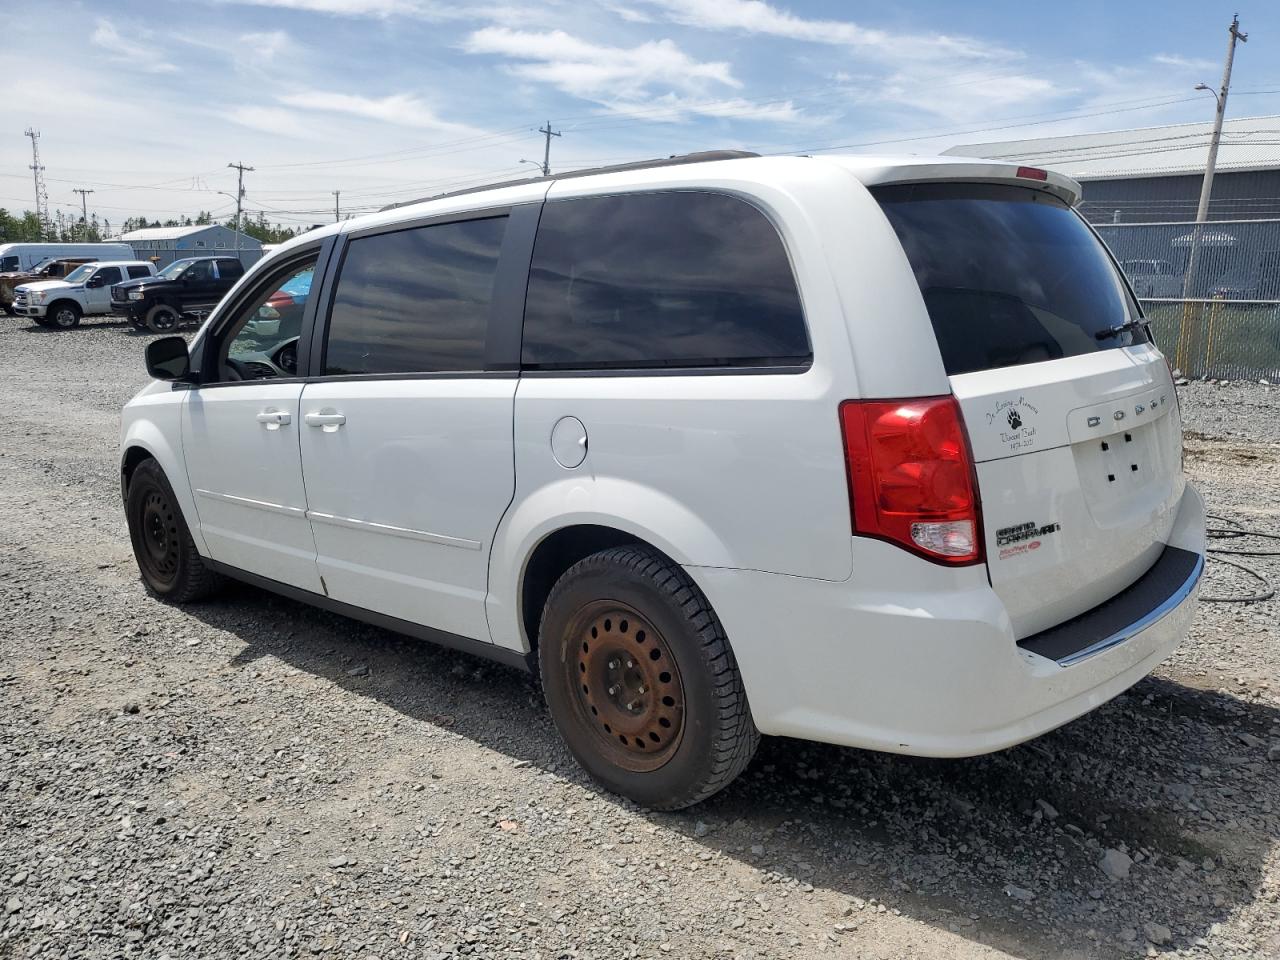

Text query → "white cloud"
[276,91,481,135]
[636,0,1009,61]
[463,27,738,104]
[91,18,179,73]
[214,0,440,16]
[1151,53,1215,71]
[239,30,295,60]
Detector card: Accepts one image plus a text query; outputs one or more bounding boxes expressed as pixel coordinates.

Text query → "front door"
[181,253,323,592]
[299,215,517,641]
[85,265,120,313]
[180,259,220,313]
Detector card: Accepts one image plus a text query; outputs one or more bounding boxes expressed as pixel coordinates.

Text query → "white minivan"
[120,152,1205,809]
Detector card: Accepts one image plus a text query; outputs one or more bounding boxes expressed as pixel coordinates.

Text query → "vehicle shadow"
[16,318,136,332]
[184,581,1278,959]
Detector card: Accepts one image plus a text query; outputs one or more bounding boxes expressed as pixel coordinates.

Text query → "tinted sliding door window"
[323,216,508,375]
[522,192,809,370]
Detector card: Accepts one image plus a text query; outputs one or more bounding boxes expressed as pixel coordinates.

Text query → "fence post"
[1205,297,1222,376]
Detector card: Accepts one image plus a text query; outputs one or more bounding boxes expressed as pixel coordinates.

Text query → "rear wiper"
[1096,319,1147,341]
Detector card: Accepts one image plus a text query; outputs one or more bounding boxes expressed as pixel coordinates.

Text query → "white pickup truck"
[14,260,156,328]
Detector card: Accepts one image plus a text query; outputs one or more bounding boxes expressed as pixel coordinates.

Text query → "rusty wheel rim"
[566,601,685,773]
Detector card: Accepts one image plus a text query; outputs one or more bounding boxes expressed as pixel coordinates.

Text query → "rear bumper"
[690,482,1205,757]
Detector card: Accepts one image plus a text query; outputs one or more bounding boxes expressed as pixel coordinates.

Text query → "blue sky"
[4,0,1279,228]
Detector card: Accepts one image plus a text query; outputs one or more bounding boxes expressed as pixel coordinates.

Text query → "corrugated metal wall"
[1079,170,1280,223]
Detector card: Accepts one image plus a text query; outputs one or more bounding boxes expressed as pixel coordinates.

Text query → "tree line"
[0,208,306,245]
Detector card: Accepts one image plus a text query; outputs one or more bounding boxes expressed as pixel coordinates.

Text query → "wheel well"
[521,524,643,650]
[47,298,79,315]
[121,446,155,498]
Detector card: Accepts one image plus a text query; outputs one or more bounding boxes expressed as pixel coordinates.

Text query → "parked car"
[120,153,1205,810]
[1,257,99,316]
[110,256,246,332]
[14,261,156,328]
[1120,258,1182,299]
[0,242,133,274]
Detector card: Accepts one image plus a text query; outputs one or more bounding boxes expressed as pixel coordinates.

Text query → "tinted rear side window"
[873,183,1145,376]
[522,192,809,369]
[323,216,507,375]
[127,266,151,279]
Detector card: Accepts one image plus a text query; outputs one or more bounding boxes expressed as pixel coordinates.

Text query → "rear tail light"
[1016,166,1049,181]
[839,396,983,565]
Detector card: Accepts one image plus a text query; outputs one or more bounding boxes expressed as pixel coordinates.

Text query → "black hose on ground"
[1200,513,1278,603]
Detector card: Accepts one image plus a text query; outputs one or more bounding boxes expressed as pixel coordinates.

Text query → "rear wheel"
[126,459,223,603]
[539,545,758,810]
[145,303,181,333]
[48,301,81,329]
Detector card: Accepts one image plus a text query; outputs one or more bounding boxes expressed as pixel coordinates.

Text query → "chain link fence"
[1095,219,1280,380]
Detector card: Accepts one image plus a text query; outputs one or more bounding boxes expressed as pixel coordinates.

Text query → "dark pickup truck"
[111,256,246,332]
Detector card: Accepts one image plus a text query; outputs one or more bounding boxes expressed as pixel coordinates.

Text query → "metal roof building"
[944,115,1280,223]
[115,224,263,267]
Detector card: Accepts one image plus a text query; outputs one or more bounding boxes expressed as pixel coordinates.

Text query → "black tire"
[125,459,223,603]
[2,304,15,317]
[145,303,181,333]
[48,301,81,329]
[539,545,758,810]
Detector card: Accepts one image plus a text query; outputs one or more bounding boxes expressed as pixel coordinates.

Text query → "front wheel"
[126,459,223,603]
[539,545,758,810]
[145,303,181,333]
[48,301,81,329]
[2,304,15,317]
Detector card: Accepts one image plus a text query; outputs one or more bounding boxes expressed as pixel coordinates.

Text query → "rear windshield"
[873,183,1145,376]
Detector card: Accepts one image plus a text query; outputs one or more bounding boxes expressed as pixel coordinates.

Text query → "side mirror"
[145,336,191,381]
[86,275,104,288]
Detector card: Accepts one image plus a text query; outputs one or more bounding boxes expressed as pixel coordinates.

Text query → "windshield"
[29,257,57,273]
[158,260,194,280]
[873,182,1146,376]
[63,264,95,284]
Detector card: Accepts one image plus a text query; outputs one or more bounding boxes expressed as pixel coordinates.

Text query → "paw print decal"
[1007,409,1023,430]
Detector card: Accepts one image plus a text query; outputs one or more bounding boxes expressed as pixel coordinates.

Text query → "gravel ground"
[1,315,1278,960]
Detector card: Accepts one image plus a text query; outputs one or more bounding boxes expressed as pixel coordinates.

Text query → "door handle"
[256,410,291,430]
[304,411,346,428]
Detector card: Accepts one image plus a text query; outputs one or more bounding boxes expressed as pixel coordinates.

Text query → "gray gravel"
[1,316,1278,960]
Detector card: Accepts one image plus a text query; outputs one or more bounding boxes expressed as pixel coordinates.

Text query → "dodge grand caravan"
[120,152,1205,809]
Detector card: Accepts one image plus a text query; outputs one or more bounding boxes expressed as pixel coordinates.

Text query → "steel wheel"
[125,460,223,603]
[137,489,181,587]
[565,601,686,773]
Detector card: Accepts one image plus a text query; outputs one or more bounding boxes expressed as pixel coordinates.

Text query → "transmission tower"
[24,128,52,240]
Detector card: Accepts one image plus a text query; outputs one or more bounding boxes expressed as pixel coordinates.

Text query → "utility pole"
[24,128,52,241]
[538,120,561,176]
[73,188,94,240]
[333,190,341,223]
[227,161,254,256]
[1182,14,1247,300]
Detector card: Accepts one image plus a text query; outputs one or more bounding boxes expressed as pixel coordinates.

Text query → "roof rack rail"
[380,149,762,211]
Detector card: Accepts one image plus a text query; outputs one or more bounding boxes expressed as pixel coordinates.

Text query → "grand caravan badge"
[986,396,1039,452]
